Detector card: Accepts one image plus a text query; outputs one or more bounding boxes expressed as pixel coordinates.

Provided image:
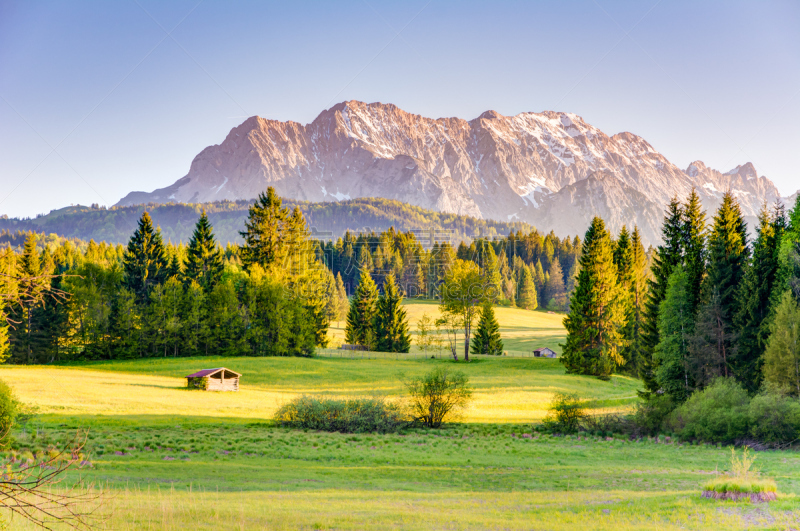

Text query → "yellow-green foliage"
[330,299,567,355]
[703,446,778,494]
[703,476,777,494]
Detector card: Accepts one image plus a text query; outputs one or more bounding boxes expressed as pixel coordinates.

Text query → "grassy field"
[0,357,638,423]
[329,300,568,355]
[1,306,799,529]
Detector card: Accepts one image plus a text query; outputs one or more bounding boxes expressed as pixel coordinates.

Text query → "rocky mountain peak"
[116,100,789,245]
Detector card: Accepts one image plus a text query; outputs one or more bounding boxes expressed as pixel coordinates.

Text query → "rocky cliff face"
[117,100,795,245]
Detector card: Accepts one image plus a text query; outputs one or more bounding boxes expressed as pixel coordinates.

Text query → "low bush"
[0,379,18,448]
[631,394,675,437]
[542,393,585,434]
[666,378,750,444]
[274,396,406,433]
[405,367,472,428]
[748,390,800,444]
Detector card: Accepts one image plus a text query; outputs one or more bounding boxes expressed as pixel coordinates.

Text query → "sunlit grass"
[0,357,639,422]
[328,299,567,354]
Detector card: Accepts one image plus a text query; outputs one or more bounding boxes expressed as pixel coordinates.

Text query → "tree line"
[562,188,800,402]
[0,188,341,362]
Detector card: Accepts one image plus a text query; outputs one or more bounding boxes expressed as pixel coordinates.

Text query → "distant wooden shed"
[533,347,557,358]
[186,368,241,391]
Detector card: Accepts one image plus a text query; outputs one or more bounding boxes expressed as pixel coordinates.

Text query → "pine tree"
[561,217,626,380]
[701,191,749,352]
[481,243,502,302]
[345,269,379,348]
[166,254,182,281]
[653,267,694,402]
[689,289,735,388]
[334,273,348,325]
[733,202,785,392]
[12,234,46,364]
[185,210,224,292]
[682,188,707,314]
[534,260,546,302]
[619,227,649,374]
[373,274,411,353]
[239,187,293,271]
[640,197,684,394]
[763,291,800,396]
[122,212,168,302]
[544,257,566,310]
[517,265,538,310]
[471,301,503,355]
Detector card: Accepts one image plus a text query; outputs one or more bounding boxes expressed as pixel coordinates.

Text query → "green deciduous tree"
[561,217,626,380]
[440,259,484,361]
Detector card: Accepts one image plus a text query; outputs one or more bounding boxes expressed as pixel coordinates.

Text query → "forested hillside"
[0,197,536,246]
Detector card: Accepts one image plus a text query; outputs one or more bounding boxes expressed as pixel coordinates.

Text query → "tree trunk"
[464,322,470,362]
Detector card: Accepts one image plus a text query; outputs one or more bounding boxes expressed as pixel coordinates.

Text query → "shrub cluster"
[538,378,800,446]
[274,396,406,433]
[665,379,800,445]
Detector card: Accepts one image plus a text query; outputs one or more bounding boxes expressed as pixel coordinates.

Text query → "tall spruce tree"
[763,291,800,395]
[517,265,538,310]
[544,257,567,310]
[682,188,707,314]
[481,243,502,302]
[561,217,626,380]
[619,227,649,374]
[732,201,786,392]
[640,197,684,394]
[185,210,224,292]
[702,191,749,336]
[239,187,293,271]
[345,269,379,348]
[471,301,503,355]
[653,267,694,402]
[373,274,411,353]
[122,212,168,302]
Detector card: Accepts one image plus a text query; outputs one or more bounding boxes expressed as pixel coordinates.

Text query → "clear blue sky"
[1,0,798,218]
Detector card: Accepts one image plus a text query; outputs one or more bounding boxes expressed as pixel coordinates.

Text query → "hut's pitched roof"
[186,368,241,378]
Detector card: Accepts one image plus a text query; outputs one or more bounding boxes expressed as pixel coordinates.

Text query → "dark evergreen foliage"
[185,210,224,292]
[373,274,411,353]
[471,301,503,355]
[561,217,625,380]
[640,197,684,394]
[122,212,168,302]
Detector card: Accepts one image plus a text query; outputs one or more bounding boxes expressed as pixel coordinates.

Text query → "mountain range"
[117,100,797,245]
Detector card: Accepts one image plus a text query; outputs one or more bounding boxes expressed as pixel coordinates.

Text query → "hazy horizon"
[1,0,798,218]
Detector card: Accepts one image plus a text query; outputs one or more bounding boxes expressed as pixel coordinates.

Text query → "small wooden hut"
[533,347,557,358]
[186,368,241,391]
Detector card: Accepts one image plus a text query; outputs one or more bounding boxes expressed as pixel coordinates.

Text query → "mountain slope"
[117,100,792,244]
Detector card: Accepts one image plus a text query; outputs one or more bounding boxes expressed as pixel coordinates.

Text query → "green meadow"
[1,304,799,530]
